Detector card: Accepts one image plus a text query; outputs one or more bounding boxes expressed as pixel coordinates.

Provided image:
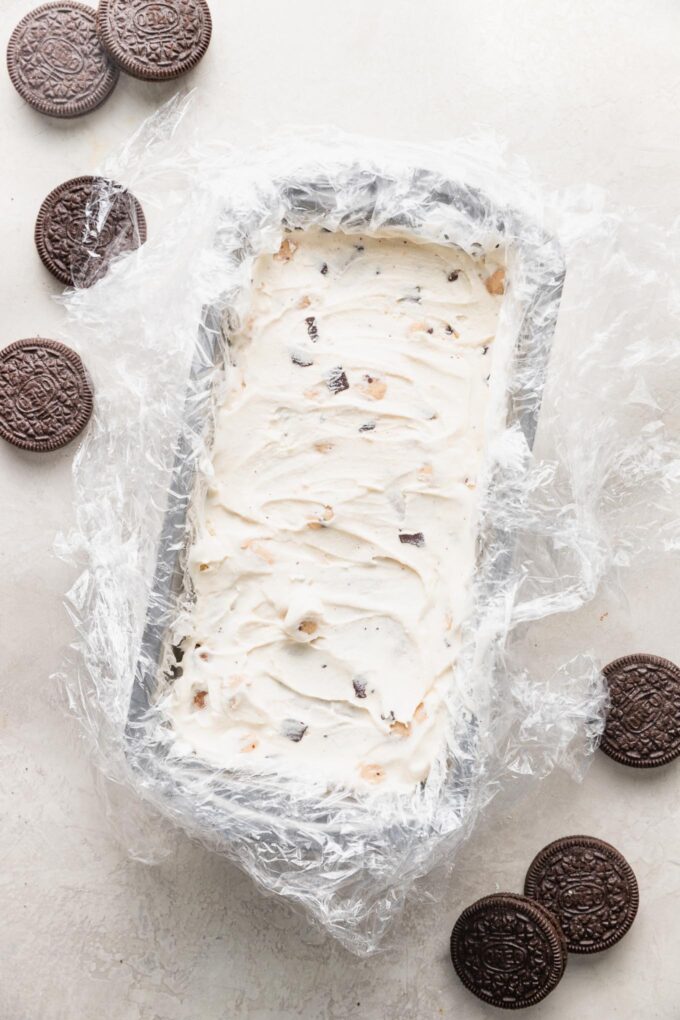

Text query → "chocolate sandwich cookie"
[0,339,93,452]
[524,835,638,954]
[96,0,212,81]
[7,2,119,118]
[601,653,680,768]
[35,175,146,288]
[450,893,567,1009]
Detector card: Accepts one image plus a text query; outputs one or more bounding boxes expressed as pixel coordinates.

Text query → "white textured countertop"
[2,1,679,1017]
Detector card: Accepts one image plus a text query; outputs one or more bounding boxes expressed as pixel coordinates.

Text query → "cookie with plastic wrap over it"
[524,835,639,954]
[0,339,93,451]
[450,892,567,1009]
[96,0,212,81]
[600,653,680,768]
[35,175,146,288]
[7,2,119,118]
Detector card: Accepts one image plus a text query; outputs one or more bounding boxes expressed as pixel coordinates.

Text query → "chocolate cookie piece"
[450,893,567,1009]
[325,367,349,394]
[0,339,93,451]
[96,0,212,81]
[399,532,425,547]
[291,352,313,368]
[305,316,319,340]
[524,835,639,954]
[282,719,308,743]
[35,176,146,288]
[7,2,119,118]
[601,653,680,768]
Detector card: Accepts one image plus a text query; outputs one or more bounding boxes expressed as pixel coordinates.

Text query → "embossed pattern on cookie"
[0,339,93,452]
[7,2,119,118]
[35,175,146,288]
[601,653,680,768]
[450,893,567,1009]
[96,0,212,81]
[524,835,639,954]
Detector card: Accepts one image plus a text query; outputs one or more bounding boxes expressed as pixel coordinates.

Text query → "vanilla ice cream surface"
[163,229,506,792]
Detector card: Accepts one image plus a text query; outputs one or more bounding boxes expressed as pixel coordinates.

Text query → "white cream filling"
[163,229,505,791]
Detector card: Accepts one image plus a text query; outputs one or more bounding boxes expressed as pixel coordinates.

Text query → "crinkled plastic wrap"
[56,97,680,955]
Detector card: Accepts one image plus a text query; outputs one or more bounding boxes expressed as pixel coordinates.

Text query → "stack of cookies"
[451,836,639,1009]
[450,652,680,1009]
[7,0,212,118]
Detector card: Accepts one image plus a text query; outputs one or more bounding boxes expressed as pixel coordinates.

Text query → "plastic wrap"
[55,96,680,955]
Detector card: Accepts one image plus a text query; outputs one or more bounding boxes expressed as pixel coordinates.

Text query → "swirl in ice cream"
[163,229,505,792]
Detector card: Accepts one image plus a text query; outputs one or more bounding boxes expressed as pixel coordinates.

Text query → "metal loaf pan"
[126,167,566,842]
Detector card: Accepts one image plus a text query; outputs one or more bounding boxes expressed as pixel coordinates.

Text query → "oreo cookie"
[7,2,119,118]
[450,892,567,1009]
[0,339,93,452]
[601,653,680,768]
[35,175,146,288]
[96,0,212,81]
[524,835,639,954]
